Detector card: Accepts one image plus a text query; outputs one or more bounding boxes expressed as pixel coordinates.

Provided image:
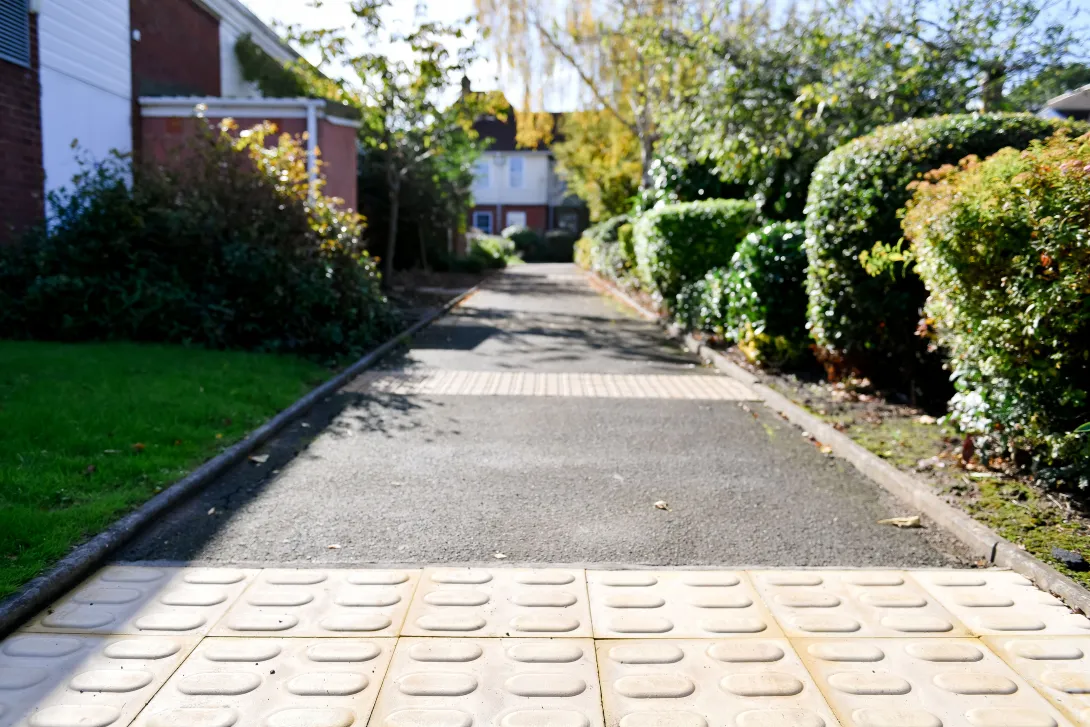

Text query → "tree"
[550,111,642,221]
[1006,62,1090,111]
[475,0,712,187]
[292,1,493,277]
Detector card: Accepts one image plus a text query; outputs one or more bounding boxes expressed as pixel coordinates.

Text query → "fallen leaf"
[917,415,937,425]
[249,454,269,464]
[612,473,624,482]
[131,442,145,452]
[207,507,216,516]
[493,552,507,559]
[877,515,922,528]
[301,423,311,428]
[327,544,341,550]
[272,469,280,475]
[215,433,223,439]
[654,500,670,511]
[818,445,833,455]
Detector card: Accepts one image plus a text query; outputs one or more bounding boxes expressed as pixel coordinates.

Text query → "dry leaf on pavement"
[877,515,922,528]
[249,454,269,464]
[654,500,670,511]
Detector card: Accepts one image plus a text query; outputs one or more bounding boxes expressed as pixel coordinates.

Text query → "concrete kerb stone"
[0,284,483,639]
[583,268,1090,616]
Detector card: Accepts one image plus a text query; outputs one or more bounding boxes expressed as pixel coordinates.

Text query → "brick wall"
[131,0,221,98]
[0,14,44,244]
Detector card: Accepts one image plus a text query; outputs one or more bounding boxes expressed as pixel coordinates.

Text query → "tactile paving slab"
[22,566,256,636]
[211,568,419,637]
[800,637,1074,727]
[597,638,838,727]
[369,637,604,727]
[987,637,1090,725]
[752,570,970,638]
[914,570,1090,636]
[402,568,592,637]
[132,637,395,727]
[0,633,196,727]
[356,370,756,400]
[587,570,782,639]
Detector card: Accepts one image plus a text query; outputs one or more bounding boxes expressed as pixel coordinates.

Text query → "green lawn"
[0,341,330,598]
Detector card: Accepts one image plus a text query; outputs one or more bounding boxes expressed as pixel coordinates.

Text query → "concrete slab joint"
[3,564,1090,727]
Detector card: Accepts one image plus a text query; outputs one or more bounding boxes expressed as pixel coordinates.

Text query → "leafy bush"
[637,155,748,212]
[575,214,633,283]
[540,229,578,262]
[804,113,1078,389]
[0,122,398,362]
[633,199,760,303]
[467,234,516,269]
[903,132,1090,485]
[675,221,809,367]
[502,224,542,259]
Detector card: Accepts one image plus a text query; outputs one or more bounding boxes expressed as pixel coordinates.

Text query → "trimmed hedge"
[468,234,515,268]
[804,113,1077,389]
[675,221,809,367]
[575,214,632,282]
[502,225,541,259]
[634,199,760,303]
[903,132,1090,485]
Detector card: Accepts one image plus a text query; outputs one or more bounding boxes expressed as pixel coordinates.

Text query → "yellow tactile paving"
[914,570,1090,636]
[210,568,419,638]
[799,637,1074,727]
[597,638,838,727]
[131,637,395,727]
[7,566,1090,727]
[402,567,593,638]
[354,370,757,400]
[0,634,197,727]
[986,637,1090,725]
[21,566,256,637]
[587,570,782,639]
[752,570,971,638]
[369,638,604,727]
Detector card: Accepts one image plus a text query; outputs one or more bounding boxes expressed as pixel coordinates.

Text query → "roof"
[195,0,299,64]
[473,110,566,152]
[1044,83,1090,111]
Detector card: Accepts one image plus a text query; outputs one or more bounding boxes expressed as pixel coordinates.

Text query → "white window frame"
[505,210,528,229]
[473,211,493,234]
[474,160,490,188]
[509,156,524,189]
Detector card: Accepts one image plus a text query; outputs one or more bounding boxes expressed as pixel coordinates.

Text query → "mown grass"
[0,341,329,598]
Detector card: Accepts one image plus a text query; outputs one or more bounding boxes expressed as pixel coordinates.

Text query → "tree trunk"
[385,177,400,280]
[418,224,429,270]
[980,62,1007,112]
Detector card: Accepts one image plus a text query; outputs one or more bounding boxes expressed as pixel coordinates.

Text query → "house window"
[0,0,31,68]
[474,160,490,188]
[473,211,493,234]
[509,156,524,188]
[505,211,527,229]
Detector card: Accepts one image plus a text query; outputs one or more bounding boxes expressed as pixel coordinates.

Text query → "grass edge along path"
[0,341,330,598]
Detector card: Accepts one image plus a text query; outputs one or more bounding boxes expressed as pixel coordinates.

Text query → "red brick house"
[0,0,359,244]
[469,96,587,236]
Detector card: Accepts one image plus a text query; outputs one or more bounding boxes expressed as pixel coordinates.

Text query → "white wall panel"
[38,0,132,197]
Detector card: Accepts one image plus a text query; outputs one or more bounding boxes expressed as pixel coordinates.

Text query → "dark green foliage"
[0,130,398,362]
[675,222,809,367]
[804,113,1077,390]
[540,230,578,262]
[638,155,749,212]
[904,132,1090,485]
[235,34,307,97]
[502,225,541,259]
[467,234,515,269]
[575,214,634,283]
[634,199,760,303]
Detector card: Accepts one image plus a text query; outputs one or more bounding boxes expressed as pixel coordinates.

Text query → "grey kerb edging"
[582,268,1090,616]
[0,284,482,638]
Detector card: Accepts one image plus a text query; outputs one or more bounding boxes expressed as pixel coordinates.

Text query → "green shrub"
[467,234,515,268]
[502,224,542,259]
[675,222,809,367]
[541,229,577,262]
[633,199,760,303]
[804,113,1079,389]
[575,214,633,283]
[903,132,1090,486]
[0,122,397,362]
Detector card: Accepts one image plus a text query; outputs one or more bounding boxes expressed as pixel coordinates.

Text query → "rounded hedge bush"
[903,131,1090,486]
[575,214,632,282]
[634,198,760,304]
[501,224,541,259]
[0,123,398,362]
[804,113,1078,389]
[674,221,808,367]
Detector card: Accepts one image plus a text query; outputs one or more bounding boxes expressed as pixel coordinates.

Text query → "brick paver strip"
[5,565,1090,726]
